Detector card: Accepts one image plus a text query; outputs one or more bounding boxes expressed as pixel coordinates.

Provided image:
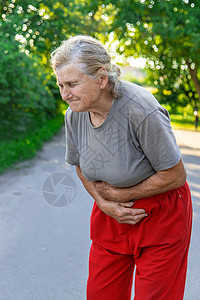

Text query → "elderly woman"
[51,35,192,300]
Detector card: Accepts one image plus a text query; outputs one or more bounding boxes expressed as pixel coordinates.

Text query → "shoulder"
[117,80,169,129]
[65,107,76,122]
[65,107,85,129]
[119,80,160,111]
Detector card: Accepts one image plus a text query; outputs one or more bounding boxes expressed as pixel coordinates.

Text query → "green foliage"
[91,0,200,110]
[145,59,199,113]
[0,0,97,61]
[0,27,55,107]
[0,0,99,136]
[0,21,57,143]
[0,114,63,173]
[0,0,95,171]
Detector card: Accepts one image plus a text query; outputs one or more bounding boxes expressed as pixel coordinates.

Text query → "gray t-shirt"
[65,80,181,187]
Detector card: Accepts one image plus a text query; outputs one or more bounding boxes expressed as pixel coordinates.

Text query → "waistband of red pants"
[131,182,187,208]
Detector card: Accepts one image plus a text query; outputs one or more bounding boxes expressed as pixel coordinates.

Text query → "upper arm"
[136,109,182,171]
[157,158,186,187]
[65,109,79,166]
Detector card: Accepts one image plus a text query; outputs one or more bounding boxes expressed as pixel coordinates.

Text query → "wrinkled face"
[55,64,103,112]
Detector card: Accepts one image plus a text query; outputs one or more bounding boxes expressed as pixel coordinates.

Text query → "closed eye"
[68,82,76,87]
[57,81,82,88]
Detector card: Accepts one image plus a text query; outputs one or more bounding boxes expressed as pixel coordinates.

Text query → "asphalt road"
[0,127,199,300]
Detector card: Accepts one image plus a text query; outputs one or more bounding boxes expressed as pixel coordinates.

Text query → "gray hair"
[50,35,121,98]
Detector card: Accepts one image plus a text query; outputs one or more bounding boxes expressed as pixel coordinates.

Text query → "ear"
[96,68,109,89]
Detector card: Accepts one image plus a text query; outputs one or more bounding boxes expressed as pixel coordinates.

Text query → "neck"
[89,93,114,119]
[88,93,114,127]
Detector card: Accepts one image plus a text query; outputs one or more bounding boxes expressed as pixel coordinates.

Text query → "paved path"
[0,128,199,300]
[173,130,200,300]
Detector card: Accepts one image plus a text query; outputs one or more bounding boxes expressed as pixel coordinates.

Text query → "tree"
[0,0,98,62]
[145,57,199,113]
[0,21,56,139]
[2,0,199,112]
[89,0,200,110]
[0,0,104,101]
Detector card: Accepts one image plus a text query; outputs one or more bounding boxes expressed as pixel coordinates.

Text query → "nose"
[61,86,73,101]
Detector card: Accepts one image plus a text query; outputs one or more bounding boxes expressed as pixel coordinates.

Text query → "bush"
[0,21,64,172]
[0,23,57,142]
[0,114,64,173]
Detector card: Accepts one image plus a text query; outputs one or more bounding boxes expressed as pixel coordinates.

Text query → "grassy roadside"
[0,114,64,174]
[170,114,199,132]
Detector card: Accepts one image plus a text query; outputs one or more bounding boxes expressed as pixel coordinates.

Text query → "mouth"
[67,99,80,103]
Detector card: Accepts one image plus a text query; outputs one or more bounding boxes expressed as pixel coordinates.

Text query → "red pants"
[87,182,192,300]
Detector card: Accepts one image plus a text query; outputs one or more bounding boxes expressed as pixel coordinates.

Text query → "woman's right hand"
[98,198,148,225]
[76,166,147,225]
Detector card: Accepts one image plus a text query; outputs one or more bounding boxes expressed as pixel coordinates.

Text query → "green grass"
[0,114,64,174]
[170,114,199,131]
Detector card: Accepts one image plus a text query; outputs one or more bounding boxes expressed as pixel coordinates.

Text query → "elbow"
[179,168,187,187]
[158,161,187,190]
[172,159,187,189]
[175,166,187,188]
[76,166,82,179]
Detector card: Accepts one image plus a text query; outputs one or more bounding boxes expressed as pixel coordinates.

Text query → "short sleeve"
[136,108,182,171]
[65,109,79,166]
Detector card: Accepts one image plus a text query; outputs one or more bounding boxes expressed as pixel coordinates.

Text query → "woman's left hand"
[94,181,122,202]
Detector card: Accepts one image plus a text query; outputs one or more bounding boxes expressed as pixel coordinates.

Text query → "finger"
[120,213,148,221]
[94,182,99,188]
[131,208,147,215]
[94,185,102,194]
[119,207,146,215]
[133,213,148,221]
[120,202,134,208]
[118,218,145,225]
[118,214,148,224]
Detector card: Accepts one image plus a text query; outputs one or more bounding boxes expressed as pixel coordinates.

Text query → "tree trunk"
[186,61,200,100]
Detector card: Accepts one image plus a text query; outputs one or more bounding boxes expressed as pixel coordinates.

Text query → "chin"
[69,103,87,112]
[69,105,83,112]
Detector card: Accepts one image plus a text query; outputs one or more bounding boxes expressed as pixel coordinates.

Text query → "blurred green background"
[0,0,199,173]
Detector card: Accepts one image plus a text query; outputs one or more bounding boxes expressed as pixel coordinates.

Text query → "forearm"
[115,159,186,202]
[76,166,148,224]
[117,173,183,202]
[76,166,106,209]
